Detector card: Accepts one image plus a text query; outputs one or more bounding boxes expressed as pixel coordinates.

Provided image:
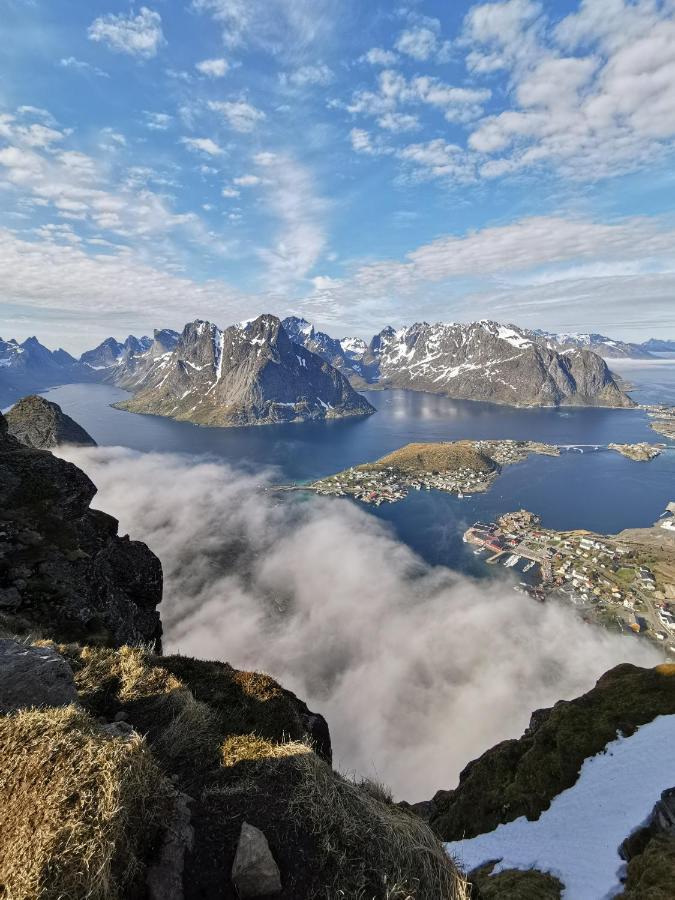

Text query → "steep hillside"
[115,314,375,426]
[0,409,464,899]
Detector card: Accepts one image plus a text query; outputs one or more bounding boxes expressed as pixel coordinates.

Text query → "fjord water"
[41,361,675,575]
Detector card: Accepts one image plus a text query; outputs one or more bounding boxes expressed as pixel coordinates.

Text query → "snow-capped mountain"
[0,335,94,405]
[109,329,180,390]
[532,330,653,359]
[80,334,152,371]
[114,314,375,426]
[642,338,675,353]
[288,319,632,408]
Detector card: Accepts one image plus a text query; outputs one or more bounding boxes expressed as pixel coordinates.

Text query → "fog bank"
[62,446,660,800]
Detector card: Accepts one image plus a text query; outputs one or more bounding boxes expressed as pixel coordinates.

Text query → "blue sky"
[2,0,675,351]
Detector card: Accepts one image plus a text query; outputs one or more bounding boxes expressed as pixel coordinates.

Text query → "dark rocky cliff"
[0,411,160,647]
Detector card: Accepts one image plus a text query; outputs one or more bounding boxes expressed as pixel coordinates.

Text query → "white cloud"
[398,138,475,182]
[253,152,328,287]
[88,7,165,59]
[377,112,420,132]
[208,99,266,132]
[59,57,110,78]
[294,214,675,338]
[0,227,252,347]
[195,57,229,77]
[362,47,398,66]
[192,0,339,57]
[144,111,173,131]
[181,137,225,156]
[349,127,386,156]
[221,186,240,197]
[461,0,675,181]
[279,64,333,88]
[395,25,440,61]
[233,174,262,186]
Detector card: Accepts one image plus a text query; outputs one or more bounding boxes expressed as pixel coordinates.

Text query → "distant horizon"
[3,313,675,358]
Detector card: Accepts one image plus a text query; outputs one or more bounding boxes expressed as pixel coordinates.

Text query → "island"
[308,438,665,505]
[465,506,675,653]
[607,442,662,461]
[310,440,561,504]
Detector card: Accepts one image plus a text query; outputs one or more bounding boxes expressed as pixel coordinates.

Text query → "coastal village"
[464,507,675,656]
[309,439,663,505]
[645,403,675,440]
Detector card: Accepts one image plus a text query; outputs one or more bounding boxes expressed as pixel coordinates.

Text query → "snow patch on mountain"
[446,714,675,899]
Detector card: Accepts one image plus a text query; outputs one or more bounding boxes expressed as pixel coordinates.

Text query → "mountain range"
[4,315,668,420]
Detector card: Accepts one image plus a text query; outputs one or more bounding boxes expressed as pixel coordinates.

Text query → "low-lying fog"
[62,446,659,800]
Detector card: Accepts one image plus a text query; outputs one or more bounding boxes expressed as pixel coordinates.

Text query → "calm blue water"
[41,363,675,574]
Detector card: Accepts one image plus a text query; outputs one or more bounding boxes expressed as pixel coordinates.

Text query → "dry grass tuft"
[221,734,313,768]
[290,753,469,900]
[0,704,171,900]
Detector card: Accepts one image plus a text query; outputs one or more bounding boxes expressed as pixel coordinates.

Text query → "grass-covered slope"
[21,644,466,900]
[367,441,497,476]
[428,663,675,842]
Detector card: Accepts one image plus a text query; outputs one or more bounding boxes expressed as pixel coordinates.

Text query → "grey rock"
[0,410,162,648]
[147,792,194,900]
[6,395,97,449]
[101,720,134,738]
[0,639,77,712]
[113,314,374,427]
[231,821,282,898]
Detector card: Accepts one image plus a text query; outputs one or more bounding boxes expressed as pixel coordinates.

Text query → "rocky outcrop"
[0,639,78,712]
[0,411,162,648]
[231,821,282,897]
[426,663,675,842]
[5,395,97,449]
[114,314,375,427]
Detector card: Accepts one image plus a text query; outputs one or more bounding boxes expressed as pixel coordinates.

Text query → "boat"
[523,560,536,572]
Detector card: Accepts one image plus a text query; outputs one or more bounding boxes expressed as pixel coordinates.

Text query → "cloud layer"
[61,445,659,800]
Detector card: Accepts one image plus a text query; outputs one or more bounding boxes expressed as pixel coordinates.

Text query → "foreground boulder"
[0,639,77,713]
[5,395,96,449]
[232,822,282,897]
[0,411,161,647]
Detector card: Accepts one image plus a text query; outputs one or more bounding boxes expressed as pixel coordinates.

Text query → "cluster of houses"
[312,464,495,505]
[465,510,675,649]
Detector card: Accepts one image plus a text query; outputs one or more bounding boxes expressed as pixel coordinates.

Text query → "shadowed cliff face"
[0,411,161,648]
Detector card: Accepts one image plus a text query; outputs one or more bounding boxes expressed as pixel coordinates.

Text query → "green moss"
[431,664,675,841]
[621,833,675,899]
[468,863,562,899]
